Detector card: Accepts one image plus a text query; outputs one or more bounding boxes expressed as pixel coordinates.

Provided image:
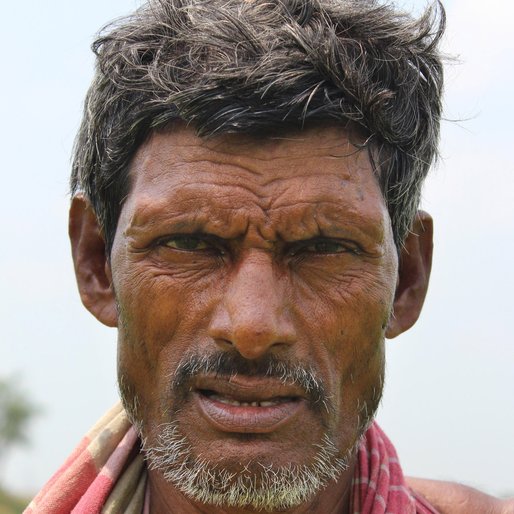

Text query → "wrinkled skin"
[70,124,435,514]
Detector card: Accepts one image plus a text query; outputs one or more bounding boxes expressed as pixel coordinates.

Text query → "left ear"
[386,211,433,339]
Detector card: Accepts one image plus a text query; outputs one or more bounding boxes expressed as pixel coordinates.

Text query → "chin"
[119,350,384,510]
[142,419,354,511]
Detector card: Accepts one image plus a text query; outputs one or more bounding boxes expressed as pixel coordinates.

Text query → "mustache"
[171,351,332,412]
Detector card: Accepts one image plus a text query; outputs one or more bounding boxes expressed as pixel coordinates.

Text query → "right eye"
[160,235,212,252]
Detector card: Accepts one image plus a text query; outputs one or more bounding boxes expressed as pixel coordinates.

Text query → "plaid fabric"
[26,404,438,513]
[351,422,439,513]
[25,404,149,514]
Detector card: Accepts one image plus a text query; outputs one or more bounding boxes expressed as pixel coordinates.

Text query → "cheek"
[293,262,395,351]
[114,262,223,421]
[291,264,391,420]
[115,258,218,348]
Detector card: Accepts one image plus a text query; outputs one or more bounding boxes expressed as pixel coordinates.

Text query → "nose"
[208,251,296,359]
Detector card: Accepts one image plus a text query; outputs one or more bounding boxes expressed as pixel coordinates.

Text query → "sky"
[1,0,513,499]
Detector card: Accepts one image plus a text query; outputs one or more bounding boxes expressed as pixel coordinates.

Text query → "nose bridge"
[233,251,277,315]
[209,250,296,359]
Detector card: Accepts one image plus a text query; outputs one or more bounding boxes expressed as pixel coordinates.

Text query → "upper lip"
[193,374,307,403]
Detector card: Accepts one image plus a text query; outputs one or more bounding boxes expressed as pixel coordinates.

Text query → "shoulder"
[406,477,514,514]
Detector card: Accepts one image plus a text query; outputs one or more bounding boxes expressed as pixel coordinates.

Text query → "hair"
[71,0,445,252]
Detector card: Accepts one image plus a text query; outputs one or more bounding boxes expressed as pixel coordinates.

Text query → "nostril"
[270,341,293,350]
[213,338,234,351]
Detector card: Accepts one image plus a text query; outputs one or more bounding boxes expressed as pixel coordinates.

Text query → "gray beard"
[119,351,381,511]
[141,421,352,511]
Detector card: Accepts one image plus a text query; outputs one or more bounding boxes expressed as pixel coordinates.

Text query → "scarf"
[25,404,438,513]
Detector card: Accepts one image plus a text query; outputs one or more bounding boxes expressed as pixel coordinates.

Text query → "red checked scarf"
[26,404,438,514]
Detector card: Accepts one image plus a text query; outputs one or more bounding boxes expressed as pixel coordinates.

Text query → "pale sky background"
[1,0,513,499]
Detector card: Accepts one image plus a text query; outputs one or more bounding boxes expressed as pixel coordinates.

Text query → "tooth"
[212,395,240,406]
[207,393,295,407]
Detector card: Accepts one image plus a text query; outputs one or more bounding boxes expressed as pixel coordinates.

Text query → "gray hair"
[71,0,445,251]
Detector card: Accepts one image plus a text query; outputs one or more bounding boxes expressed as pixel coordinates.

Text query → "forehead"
[131,124,368,183]
[121,124,391,242]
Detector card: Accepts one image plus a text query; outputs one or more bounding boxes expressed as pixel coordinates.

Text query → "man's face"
[110,124,398,509]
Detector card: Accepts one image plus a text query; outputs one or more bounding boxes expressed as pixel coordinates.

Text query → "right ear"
[69,195,117,327]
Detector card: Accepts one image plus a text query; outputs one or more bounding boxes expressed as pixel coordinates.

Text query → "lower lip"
[195,392,305,433]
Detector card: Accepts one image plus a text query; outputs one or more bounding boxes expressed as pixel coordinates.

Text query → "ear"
[69,195,117,327]
[386,211,433,338]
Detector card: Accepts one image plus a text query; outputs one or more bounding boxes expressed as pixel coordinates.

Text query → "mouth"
[193,375,307,434]
[200,390,297,408]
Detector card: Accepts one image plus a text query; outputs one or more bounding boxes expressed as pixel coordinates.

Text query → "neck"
[148,458,356,514]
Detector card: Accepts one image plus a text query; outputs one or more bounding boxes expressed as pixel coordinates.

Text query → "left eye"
[291,239,359,256]
[303,241,348,254]
[161,236,211,251]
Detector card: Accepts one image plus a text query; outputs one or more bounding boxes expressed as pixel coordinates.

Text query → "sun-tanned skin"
[71,124,430,513]
[69,124,512,514]
[406,478,514,514]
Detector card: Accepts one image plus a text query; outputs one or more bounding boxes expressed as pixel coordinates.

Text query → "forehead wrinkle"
[124,187,270,241]
[267,200,388,245]
[255,169,352,190]
[129,180,271,220]
[130,166,284,227]
[126,175,386,245]
[130,157,265,193]
[125,126,385,244]
[186,137,363,182]
[131,128,366,200]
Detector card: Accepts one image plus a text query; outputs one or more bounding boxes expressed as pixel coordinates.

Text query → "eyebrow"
[124,203,386,254]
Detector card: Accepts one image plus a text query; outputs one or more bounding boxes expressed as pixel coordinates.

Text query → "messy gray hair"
[71,0,445,251]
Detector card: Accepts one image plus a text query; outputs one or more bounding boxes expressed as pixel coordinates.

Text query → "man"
[26,0,512,513]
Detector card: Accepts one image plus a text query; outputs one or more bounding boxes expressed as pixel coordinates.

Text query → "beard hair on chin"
[141,420,354,512]
[119,351,383,510]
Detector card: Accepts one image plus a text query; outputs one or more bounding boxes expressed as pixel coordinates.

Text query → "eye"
[290,238,360,256]
[304,241,348,254]
[161,235,213,252]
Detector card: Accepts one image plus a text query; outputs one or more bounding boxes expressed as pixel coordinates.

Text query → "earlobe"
[386,211,433,339]
[69,195,118,327]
